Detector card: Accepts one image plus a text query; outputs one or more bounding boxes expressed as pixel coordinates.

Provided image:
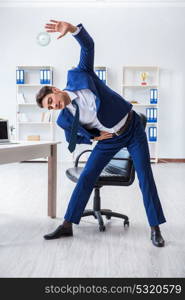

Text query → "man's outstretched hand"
[45,20,77,39]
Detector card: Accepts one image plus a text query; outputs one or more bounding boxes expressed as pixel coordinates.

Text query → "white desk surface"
[0,141,60,165]
[0,140,59,150]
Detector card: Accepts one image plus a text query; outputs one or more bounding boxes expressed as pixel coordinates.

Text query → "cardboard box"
[27,135,40,141]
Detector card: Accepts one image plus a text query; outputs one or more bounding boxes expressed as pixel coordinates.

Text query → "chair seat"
[66,167,83,183]
[66,166,131,184]
[66,148,133,186]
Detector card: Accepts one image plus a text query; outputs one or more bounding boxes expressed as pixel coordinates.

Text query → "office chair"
[66,113,147,232]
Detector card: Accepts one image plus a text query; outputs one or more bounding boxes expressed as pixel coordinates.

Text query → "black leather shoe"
[44,225,73,240]
[151,228,165,247]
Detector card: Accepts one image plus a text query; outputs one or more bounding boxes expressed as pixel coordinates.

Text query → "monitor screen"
[0,121,8,140]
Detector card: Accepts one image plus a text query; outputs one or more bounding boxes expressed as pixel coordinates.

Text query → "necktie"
[68,100,80,153]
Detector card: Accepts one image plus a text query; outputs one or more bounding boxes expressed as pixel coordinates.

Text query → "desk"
[0,141,59,218]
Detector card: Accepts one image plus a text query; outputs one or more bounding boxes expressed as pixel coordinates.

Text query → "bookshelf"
[16,66,54,161]
[122,66,160,163]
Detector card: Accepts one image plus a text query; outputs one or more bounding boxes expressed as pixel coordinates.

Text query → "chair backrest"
[99,113,147,187]
[100,148,135,186]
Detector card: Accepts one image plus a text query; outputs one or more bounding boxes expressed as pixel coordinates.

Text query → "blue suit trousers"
[64,110,166,227]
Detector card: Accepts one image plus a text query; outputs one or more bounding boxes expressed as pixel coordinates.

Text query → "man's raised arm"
[45,20,94,72]
[72,23,94,72]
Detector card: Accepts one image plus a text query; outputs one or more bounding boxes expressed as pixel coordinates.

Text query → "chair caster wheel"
[105,215,111,220]
[99,225,106,232]
[124,220,129,227]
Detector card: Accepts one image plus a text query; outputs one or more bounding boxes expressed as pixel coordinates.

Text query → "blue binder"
[40,70,44,84]
[148,126,157,141]
[44,70,47,84]
[153,108,157,122]
[40,69,52,84]
[95,69,106,84]
[47,69,50,84]
[146,108,157,122]
[20,70,24,84]
[16,70,24,84]
[16,70,20,84]
[150,89,158,104]
[103,70,106,84]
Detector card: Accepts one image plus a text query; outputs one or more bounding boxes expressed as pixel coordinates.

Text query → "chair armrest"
[74,150,92,167]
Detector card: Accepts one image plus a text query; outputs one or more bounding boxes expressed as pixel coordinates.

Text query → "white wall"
[0,4,185,160]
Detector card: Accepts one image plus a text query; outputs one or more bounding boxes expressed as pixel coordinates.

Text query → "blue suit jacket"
[57,24,132,146]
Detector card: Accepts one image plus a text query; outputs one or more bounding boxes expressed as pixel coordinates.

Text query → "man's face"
[42,87,70,110]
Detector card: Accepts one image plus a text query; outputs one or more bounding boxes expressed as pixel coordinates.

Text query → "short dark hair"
[36,85,54,108]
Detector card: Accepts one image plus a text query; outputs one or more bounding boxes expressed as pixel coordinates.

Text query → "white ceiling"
[0,0,184,7]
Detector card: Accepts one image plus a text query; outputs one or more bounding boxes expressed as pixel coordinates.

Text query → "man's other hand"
[45,20,77,39]
[94,131,113,141]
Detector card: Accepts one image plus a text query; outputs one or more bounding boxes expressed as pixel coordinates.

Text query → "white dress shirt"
[66,90,128,134]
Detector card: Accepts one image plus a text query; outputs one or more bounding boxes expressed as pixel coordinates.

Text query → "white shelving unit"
[16,66,54,161]
[122,66,160,163]
[72,66,108,163]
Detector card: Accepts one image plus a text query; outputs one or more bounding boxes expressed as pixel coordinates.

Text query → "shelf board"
[122,84,158,88]
[18,122,54,125]
[150,158,158,163]
[130,103,158,106]
[16,66,52,69]
[16,84,52,87]
[123,66,159,70]
[18,103,37,106]
[95,66,107,70]
[148,141,158,144]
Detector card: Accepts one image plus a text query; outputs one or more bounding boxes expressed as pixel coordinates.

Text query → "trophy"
[140,72,148,86]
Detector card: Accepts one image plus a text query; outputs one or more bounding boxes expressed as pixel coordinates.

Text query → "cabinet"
[16,66,54,161]
[122,66,159,163]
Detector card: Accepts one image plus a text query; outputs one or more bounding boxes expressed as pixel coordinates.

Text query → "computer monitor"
[0,120,10,142]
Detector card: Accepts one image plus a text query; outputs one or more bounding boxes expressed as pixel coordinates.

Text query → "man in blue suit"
[36,20,166,247]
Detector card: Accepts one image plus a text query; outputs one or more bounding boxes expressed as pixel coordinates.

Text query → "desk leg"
[48,144,57,218]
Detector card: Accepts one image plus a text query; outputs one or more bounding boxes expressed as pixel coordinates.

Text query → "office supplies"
[27,135,40,141]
